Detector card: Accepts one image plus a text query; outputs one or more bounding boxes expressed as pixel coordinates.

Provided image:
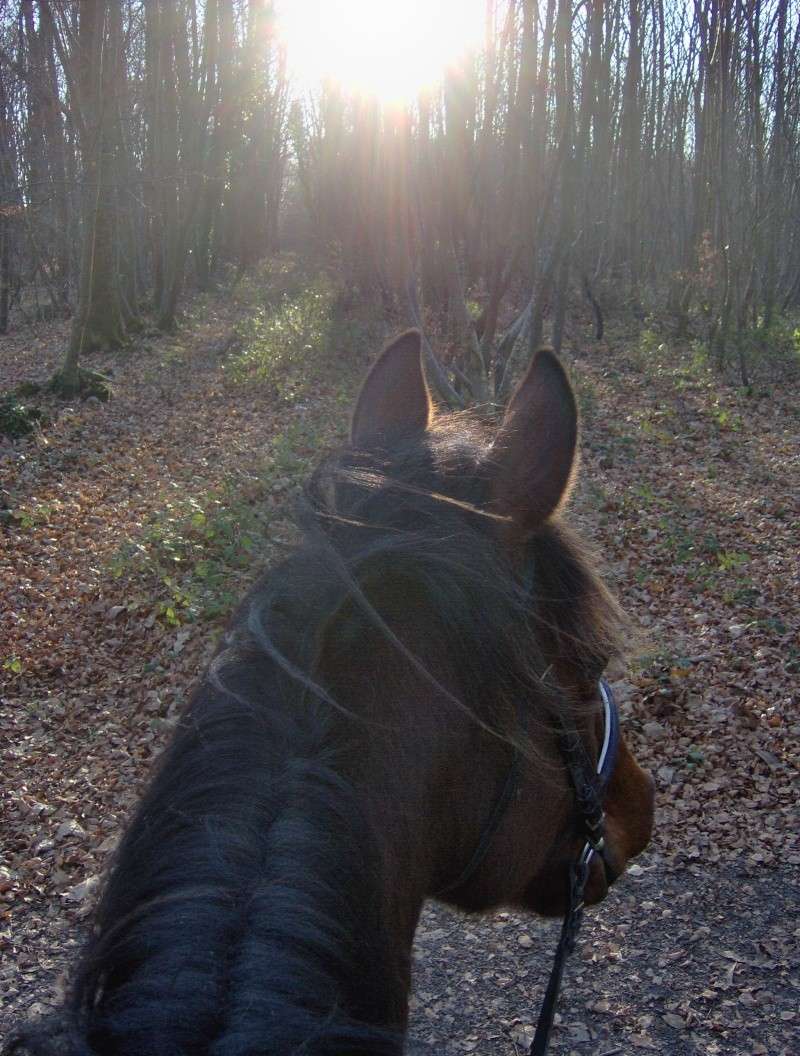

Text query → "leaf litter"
[1,302,798,1054]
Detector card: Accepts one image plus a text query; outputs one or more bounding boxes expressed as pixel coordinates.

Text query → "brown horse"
[9,331,653,1056]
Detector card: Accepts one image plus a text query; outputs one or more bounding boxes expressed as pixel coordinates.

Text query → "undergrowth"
[109,488,265,625]
[0,391,48,439]
[224,273,335,398]
[109,434,334,627]
[107,424,339,626]
[629,314,800,386]
[110,264,380,625]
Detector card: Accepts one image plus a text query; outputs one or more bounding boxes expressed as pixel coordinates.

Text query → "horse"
[8,330,654,1055]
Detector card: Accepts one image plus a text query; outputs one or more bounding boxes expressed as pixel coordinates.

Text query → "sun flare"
[279,0,485,103]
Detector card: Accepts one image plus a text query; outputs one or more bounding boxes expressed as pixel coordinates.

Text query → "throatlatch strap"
[435,752,521,897]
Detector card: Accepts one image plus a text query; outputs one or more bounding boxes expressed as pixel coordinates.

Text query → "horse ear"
[490,346,579,528]
[351,330,431,448]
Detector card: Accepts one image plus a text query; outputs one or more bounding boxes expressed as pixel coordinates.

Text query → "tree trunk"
[762,0,787,330]
[154,0,182,331]
[0,64,18,334]
[60,0,126,392]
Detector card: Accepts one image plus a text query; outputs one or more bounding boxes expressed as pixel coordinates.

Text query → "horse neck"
[317,615,471,936]
[75,655,425,1054]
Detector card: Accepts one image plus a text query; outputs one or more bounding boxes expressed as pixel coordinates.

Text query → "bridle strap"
[434,751,521,898]
[529,845,592,1055]
[436,680,620,1055]
[528,678,620,1055]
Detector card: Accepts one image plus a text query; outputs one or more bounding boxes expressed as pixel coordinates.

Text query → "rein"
[528,678,619,1056]
[437,678,620,1056]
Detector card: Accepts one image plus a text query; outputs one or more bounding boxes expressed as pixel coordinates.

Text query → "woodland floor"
[1,271,798,1054]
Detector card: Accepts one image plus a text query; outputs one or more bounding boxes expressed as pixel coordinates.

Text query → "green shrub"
[109,423,347,626]
[110,491,268,625]
[224,278,335,399]
[751,317,800,371]
[0,394,47,438]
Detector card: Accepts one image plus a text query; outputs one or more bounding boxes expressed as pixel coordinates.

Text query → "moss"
[48,367,112,401]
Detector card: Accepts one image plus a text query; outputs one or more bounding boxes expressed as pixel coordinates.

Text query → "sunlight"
[278,0,485,103]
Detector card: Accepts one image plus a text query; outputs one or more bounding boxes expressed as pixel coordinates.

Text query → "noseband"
[437,678,621,1056]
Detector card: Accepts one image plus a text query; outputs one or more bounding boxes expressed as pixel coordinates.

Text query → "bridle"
[437,678,621,1056]
[529,678,620,1055]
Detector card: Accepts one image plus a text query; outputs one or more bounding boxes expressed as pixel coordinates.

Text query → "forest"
[1,0,799,391]
[1,2,798,1055]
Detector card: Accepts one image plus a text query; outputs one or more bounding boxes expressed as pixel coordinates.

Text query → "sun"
[279,0,485,104]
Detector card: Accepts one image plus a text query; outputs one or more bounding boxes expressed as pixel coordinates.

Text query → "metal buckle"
[584,811,606,852]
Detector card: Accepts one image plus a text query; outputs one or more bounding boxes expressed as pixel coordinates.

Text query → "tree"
[55,0,129,394]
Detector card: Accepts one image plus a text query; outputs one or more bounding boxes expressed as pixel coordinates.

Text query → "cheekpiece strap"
[527,680,620,1055]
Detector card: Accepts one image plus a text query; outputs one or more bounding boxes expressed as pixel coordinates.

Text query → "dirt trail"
[1,298,798,1052]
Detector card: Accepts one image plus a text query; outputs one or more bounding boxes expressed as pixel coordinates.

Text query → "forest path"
[1,287,798,1052]
[409,862,798,1055]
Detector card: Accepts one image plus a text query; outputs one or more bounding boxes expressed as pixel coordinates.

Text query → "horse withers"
[9,331,654,1055]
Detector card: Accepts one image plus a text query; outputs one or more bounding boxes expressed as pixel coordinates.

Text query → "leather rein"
[528,678,620,1055]
[437,678,621,1056]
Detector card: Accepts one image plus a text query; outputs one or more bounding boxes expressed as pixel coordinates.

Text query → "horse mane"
[7,412,627,1056]
[9,660,403,1055]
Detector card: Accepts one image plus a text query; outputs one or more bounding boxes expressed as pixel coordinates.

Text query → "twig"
[406,277,465,409]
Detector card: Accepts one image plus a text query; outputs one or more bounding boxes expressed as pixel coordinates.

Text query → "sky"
[277,0,486,103]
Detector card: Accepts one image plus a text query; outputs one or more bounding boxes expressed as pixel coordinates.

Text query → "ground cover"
[1,274,798,1054]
